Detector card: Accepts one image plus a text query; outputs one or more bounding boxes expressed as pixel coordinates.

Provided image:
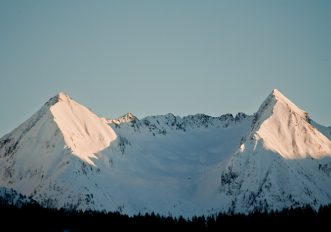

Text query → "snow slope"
[252,89,331,159]
[50,92,117,165]
[219,89,331,212]
[0,89,330,216]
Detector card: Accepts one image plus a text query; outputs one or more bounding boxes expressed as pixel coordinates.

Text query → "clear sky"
[0,0,330,136]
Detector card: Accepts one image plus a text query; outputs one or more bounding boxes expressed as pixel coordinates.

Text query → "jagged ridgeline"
[0,89,331,217]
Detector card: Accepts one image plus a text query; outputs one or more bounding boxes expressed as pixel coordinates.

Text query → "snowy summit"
[251,89,331,159]
[0,89,330,216]
[50,92,117,164]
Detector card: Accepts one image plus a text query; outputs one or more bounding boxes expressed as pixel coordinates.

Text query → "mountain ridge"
[0,89,330,216]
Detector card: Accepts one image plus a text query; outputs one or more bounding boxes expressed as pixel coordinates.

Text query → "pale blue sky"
[0,0,330,136]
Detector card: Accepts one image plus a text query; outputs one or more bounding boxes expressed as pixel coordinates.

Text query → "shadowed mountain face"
[0,89,330,217]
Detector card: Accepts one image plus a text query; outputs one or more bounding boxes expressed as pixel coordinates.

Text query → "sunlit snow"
[0,89,330,216]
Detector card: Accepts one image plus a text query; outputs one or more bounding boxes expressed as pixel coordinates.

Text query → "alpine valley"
[0,89,331,217]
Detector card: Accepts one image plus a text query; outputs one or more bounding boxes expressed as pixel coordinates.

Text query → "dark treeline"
[0,199,331,231]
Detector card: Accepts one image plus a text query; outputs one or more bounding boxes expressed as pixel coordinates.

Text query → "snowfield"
[0,89,330,217]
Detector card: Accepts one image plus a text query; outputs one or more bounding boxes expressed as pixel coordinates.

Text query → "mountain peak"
[57,91,71,101]
[271,88,281,96]
[254,89,305,127]
[250,89,331,159]
[44,91,72,108]
[124,112,137,120]
[10,92,117,165]
[48,93,117,164]
[267,88,291,102]
[271,89,304,116]
[271,88,291,103]
[108,112,138,124]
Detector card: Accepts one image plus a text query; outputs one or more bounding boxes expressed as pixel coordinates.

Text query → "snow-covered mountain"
[220,90,331,212]
[0,89,330,216]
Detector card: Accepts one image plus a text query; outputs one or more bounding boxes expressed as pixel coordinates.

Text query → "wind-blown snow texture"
[0,89,330,217]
